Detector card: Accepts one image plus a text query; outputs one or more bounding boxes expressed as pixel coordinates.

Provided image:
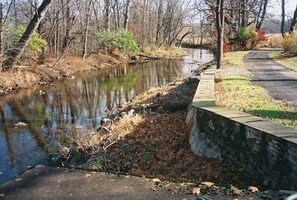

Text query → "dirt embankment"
[0,49,186,96]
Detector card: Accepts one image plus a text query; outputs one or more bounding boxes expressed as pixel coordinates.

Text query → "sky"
[268,0,297,18]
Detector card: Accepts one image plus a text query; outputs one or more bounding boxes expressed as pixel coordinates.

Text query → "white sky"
[268,0,297,18]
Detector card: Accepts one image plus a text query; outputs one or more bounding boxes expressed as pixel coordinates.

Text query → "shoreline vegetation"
[216,50,297,129]
[0,46,187,96]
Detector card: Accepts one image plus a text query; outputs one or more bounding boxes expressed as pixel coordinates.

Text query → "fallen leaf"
[248,186,259,193]
[192,187,200,195]
[84,173,91,178]
[231,185,242,195]
[152,178,161,183]
[201,182,214,187]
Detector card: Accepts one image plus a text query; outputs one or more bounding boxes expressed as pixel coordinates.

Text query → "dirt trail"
[244,49,297,107]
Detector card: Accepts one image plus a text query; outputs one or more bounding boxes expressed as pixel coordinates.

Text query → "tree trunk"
[289,5,297,33]
[0,3,3,56]
[104,0,110,31]
[82,0,92,58]
[13,0,17,27]
[3,0,52,69]
[123,0,131,31]
[256,0,268,30]
[61,0,71,54]
[241,0,246,27]
[216,0,224,69]
[281,0,285,37]
[155,0,163,46]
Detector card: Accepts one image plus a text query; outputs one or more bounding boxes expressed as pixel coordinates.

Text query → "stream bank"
[49,72,291,199]
[0,48,186,96]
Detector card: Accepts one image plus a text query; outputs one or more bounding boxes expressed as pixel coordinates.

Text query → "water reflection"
[0,48,213,184]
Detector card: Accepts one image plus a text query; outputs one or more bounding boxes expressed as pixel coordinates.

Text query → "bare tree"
[281,0,285,37]
[255,0,268,29]
[216,0,224,69]
[104,0,110,31]
[123,0,131,30]
[82,0,92,58]
[0,3,3,56]
[289,5,297,33]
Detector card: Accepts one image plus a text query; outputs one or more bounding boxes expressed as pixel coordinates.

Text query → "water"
[0,48,213,184]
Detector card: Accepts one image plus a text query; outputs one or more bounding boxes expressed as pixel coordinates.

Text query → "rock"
[196,196,212,200]
[14,122,28,127]
[71,76,75,79]
[50,153,65,166]
[121,112,127,117]
[68,152,88,166]
[128,109,135,116]
[96,126,110,135]
[130,55,140,61]
[100,117,112,126]
[192,187,201,195]
[132,105,143,113]
[152,178,161,183]
[161,92,170,96]
[130,55,137,60]
[145,104,161,112]
[164,100,188,112]
[174,81,184,85]
[86,155,98,163]
[185,77,199,84]
[248,186,259,193]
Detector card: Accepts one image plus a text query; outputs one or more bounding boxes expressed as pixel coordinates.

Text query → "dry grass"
[56,114,145,155]
[143,46,187,57]
[223,51,250,67]
[266,34,283,48]
[270,52,297,72]
[132,86,172,104]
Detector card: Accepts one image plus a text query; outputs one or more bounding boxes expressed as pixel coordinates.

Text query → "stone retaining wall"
[188,66,297,190]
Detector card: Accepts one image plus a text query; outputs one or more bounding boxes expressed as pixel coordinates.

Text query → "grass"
[223,51,250,66]
[143,46,187,57]
[270,52,297,72]
[216,51,297,129]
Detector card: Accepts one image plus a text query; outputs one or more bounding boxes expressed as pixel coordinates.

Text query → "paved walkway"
[244,49,297,107]
[0,165,195,200]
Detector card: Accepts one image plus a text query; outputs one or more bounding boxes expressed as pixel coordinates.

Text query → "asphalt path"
[244,49,297,107]
[0,165,195,200]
